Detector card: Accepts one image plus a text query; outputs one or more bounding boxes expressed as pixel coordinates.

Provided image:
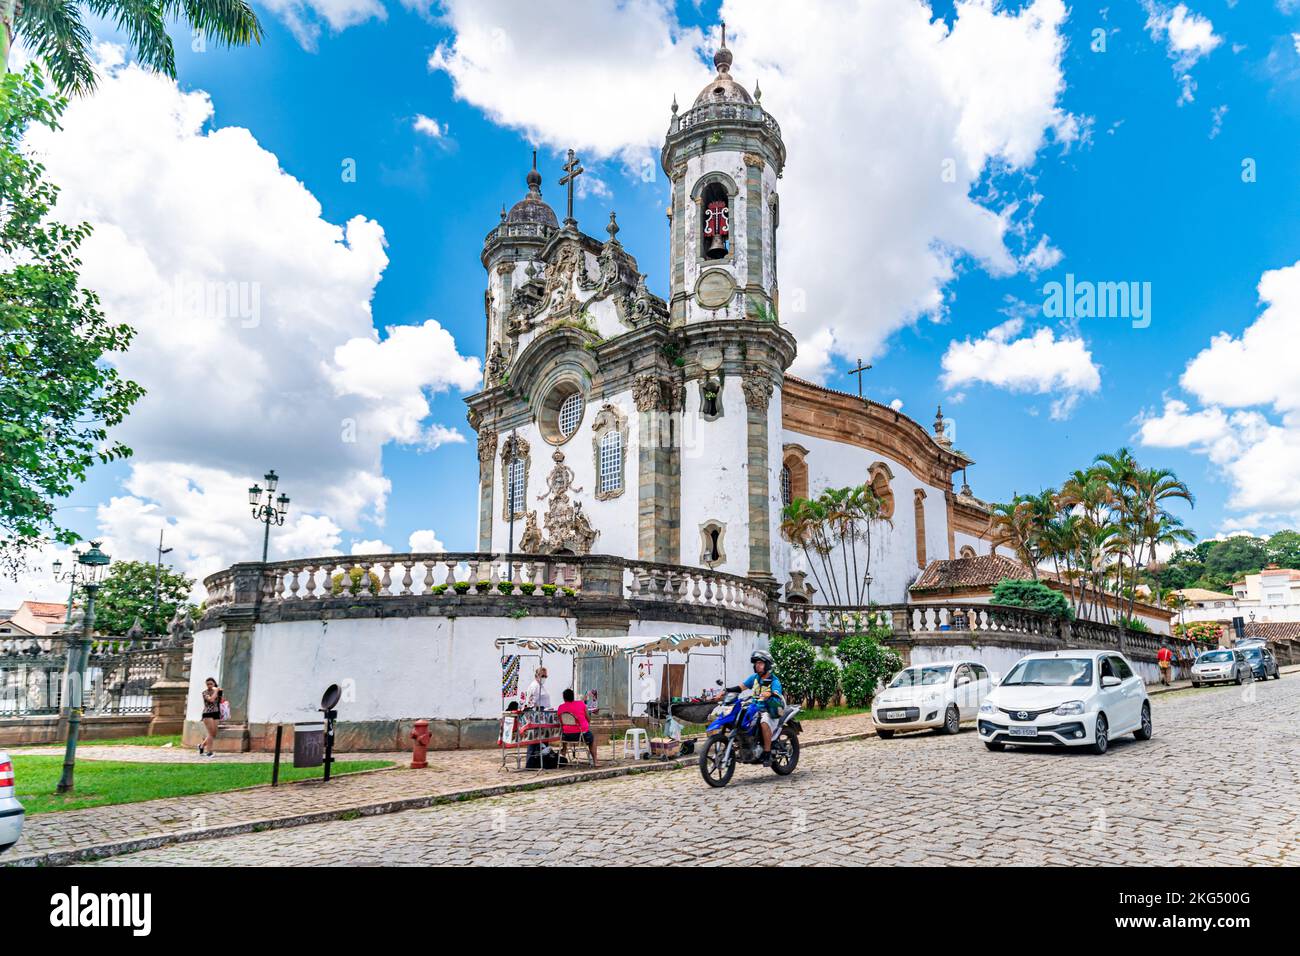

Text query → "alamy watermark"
[1043,274,1151,329]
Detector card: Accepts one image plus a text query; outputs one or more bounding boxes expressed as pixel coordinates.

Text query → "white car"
[978,650,1152,755]
[872,660,993,737]
[0,751,23,854]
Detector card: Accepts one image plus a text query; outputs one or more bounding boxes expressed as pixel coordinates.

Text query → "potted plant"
[452,581,472,595]
[474,580,492,594]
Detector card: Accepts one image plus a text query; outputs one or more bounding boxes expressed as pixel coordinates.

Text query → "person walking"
[199,677,222,757]
[1157,644,1173,687]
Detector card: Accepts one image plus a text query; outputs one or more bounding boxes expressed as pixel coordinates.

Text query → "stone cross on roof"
[559,149,584,227]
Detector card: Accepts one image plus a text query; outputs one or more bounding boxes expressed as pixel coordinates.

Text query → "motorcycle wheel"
[699,734,736,788]
[771,733,800,776]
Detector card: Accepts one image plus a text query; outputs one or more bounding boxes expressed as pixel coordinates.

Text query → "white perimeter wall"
[910,643,1166,686]
[188,618,766,725]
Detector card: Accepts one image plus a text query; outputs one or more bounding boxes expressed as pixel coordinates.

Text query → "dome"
[506,154,558,227]
[692,27,753,107]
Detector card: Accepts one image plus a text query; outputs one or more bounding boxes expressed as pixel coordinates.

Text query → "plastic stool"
[622,728,649,761]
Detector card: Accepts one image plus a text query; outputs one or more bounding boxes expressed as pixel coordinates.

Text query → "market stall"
[494,633,730,762]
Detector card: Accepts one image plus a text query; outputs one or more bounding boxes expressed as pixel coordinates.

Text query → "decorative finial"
[714,21,733,73]
[754,79,762,102]
[526,148,542,194]
[671,94,678,115]
[500,203,507,222]
[606,211,619,241]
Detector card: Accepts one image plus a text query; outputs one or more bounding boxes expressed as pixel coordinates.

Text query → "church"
[465,33,996,609]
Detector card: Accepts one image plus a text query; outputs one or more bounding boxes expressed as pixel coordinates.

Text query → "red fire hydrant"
[410,719,432,769]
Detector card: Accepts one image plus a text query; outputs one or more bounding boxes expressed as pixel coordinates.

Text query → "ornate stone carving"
[633,373,666,412]
[477,427,498,468]
[486,343,507,386]
[522,450,599,555]
[742,367,773,411]
[519,511,543,554]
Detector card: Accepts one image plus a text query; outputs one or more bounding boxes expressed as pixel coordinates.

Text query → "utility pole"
[150,528,174,636]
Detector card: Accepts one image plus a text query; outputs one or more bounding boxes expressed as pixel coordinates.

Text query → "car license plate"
[886,710,908,720]
[1008,726,1038,738]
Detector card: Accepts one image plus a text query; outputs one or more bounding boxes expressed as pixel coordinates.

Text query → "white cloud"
[412,114,447,139]
[408,529,447,553]
[350,539,393,555]
[427,0,1076,381]
[940,317,1101,419]
[260,0,387,49]
[1138,260,1300,527]
[1142,2,1223,104]
[19,54,477,596]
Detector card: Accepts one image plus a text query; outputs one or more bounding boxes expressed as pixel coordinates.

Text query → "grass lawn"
[12,755,393,814]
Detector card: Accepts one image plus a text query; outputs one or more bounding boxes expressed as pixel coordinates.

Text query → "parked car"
[1191,648,1253,687]
[0,752,24,855]
[1238,645,1280,681]
[872,660,993,738]
[977,650,1151,755]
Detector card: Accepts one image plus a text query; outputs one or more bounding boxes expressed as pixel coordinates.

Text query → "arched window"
[780,466,792,507]
[782,444,809,503]
[699,520,727,568]
[591,403,628,501]
[507,459,526,517]
[868,462,895,519]
[599,431,622,494]
[500,434,531,521]
[700,181,730,260]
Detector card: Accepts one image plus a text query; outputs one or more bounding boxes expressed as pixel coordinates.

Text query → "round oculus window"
[558,392,584,439]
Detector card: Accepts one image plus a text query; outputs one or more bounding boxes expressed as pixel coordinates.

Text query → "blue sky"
[15,0,1300,598]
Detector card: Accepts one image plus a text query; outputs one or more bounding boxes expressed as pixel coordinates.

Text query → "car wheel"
[1235,671,1243,685]
[984,740,1005,752]
[1192,681,1200,688]
[876,729,894,739]
[1091,713,1109,755]
[942,704,960,735]
[1133,702,1153,741]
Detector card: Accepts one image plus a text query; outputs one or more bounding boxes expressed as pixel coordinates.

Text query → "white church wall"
[953,530,992,558]
[679,376,751,575]
[185,627,225,723]
[488,390,639,561]
[768,387,789,587]
[778,430,950,605]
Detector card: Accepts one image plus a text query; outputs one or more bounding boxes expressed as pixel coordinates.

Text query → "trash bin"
[293,721,325,768]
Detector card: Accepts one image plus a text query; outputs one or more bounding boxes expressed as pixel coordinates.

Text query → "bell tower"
[661,25,786,325]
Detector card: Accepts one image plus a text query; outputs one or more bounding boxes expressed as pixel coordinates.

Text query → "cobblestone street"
[87,677,1300,866]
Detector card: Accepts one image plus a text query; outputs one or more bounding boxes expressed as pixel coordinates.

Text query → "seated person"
[556,688,598,766]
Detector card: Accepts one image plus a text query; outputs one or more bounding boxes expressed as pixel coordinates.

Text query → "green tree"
[0,67,144,578]
[769,633,815,706]
[991,578,1074,620]
[2,0,263,95]
[1203,536,1268,587]
[1267,530,1300,568]
[93,558,194,636]
[808,658,840,709]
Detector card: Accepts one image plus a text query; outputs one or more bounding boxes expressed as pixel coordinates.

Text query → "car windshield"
[1200,651,1234,663]
[1240,648,1263,660]
[889,665,952,688]
[1002,657,1093,687]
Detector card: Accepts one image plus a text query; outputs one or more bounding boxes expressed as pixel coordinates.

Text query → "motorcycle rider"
[718,650,785,765]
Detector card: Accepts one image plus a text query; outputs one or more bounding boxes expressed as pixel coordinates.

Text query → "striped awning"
[495,633,729,656]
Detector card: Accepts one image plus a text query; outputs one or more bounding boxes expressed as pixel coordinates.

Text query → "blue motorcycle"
[699,687,802,787]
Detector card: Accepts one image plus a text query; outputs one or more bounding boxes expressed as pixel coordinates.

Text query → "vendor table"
[499,707,562,770]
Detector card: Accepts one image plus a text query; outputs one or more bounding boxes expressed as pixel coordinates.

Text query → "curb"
[3,727,875,867]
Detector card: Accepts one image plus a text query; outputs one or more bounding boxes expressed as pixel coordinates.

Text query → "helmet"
[750,650,774,671]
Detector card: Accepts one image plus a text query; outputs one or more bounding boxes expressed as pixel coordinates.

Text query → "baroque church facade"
[465,36,996,608]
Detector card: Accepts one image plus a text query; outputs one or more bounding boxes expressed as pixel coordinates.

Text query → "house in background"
[0,601,68,637]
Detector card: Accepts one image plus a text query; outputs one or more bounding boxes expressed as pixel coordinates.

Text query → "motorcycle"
[698,686,802,787]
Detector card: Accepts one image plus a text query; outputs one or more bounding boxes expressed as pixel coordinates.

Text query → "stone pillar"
[209,562,269,753]
[477,428,498,552]
[743,153,766,317]
[148,645,189,736]
[669,165,687,323]
[742,369,775,584]
[634,374,680,564]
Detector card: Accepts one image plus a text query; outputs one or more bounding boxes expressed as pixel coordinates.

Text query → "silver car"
[1191,649,1252,687]
[0,751,23,854]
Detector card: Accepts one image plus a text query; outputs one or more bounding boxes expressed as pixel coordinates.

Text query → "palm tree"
[3,0,262,94]
[987,497,1040,577]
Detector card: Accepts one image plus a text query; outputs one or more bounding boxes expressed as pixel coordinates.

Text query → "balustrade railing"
[204,552,772,621]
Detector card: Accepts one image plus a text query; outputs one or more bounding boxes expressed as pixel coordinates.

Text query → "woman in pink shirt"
[557,688,598,766]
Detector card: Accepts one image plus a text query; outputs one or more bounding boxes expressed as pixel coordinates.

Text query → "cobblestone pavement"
[86,678,1300,866]
[7,709,875,863]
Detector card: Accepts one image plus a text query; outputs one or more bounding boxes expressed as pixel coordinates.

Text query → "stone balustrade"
[202,552,773,625]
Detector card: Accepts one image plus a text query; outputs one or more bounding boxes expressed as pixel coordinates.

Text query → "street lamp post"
[56,541,110,794]
[150,528,174,636]
[249,469,290,564]
[51,547,85,626]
